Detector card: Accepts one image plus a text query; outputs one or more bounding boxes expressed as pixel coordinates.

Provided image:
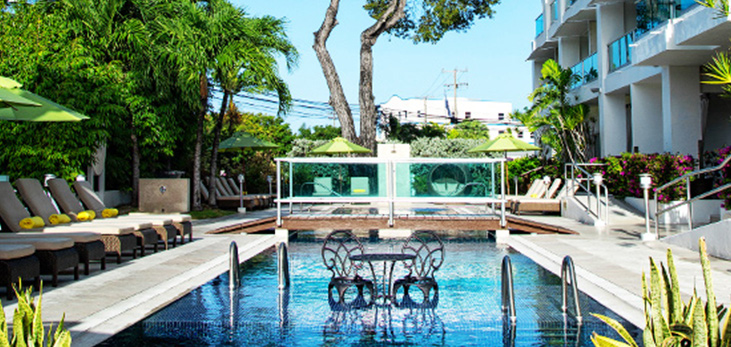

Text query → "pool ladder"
[561,256,582,323]
[501,255,516,323]
[501,255,583,324]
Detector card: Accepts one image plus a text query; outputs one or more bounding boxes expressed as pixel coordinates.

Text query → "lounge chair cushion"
[0,181,35,233]
[129,213,191,223]
[0,244,35,260]
[15,178,65,225]
[0,237,74,251]
[71,181,106,212]
[47,225,135,236]
[0,231,101,243]
[86,220,154,230]
[46,178,85,215]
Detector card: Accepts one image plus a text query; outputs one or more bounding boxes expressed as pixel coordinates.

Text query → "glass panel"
[289,162,383,198]
[551,1,558,21]
[584,54,598,82]
[536,14,544,37]
[394,162,498,199]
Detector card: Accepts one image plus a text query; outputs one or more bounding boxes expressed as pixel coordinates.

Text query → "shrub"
[1,281,71,347]
[705,145,731,210]
[410,137,486,158]
[507,156,561,193]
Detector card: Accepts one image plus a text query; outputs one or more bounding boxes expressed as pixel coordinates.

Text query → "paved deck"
[2,210,281,347]
[508,215,731,328]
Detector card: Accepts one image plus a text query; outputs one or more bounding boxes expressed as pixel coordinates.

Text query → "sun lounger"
[45,178,159,255]
[350,177,369,196]
[0,237,79,287]
[507,179,550,211]
[0,181,109,273]
[73,180,189,246]
[512,179,580,215]
[0,244,40,299]
[12,179,139,262]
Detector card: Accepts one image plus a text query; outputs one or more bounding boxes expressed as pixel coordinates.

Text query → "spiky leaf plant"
[591,238,730,347]
[0,280,71,347]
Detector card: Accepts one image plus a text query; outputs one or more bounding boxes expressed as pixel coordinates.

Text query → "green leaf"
[666,249,682,324]
[591,313,639,347]
[700,238,719,347]
[591,333,634,347]
[694,297,709,347]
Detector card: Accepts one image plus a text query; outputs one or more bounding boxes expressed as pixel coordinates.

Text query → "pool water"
[103,232,642,346]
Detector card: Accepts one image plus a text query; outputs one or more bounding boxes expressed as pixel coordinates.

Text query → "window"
[465,112,471,119]
[518,132,524,138]
[498,113,505,121]
[498,130,505,135]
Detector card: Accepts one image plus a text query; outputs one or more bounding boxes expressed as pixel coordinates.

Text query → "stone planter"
[625,197,722,225]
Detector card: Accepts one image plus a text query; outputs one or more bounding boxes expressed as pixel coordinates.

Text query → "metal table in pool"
[349,253,415,304]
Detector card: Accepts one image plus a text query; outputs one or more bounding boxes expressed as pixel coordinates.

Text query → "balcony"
[608,32,633,72]
[570,53,598,89]
[635,0,699,38]
[536,13,544,37]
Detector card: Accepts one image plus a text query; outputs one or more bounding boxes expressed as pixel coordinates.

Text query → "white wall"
[705,94,731,151]
[661,66,702,155]
[599,92,628,156]
[631,83,664,153]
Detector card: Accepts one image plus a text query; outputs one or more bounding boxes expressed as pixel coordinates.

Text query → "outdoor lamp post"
[238,174,246,214]
[639,173,656,241]
[592,172,603,220]
[43,173,56,187]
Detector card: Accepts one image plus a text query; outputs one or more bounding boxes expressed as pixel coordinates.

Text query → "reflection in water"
[323,293,445,345]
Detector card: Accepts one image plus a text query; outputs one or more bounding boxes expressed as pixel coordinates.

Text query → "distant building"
[377,95,534,143]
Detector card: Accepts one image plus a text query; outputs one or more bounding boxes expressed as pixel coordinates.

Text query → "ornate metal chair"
[321,230,374,308]
[392,230,444,306]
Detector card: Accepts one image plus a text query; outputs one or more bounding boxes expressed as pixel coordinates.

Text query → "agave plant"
[592,237,731,347]
[0,280,71,347]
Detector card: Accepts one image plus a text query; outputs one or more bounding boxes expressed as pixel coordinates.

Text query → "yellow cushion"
[352,189,366,193]
[76,210,95,222]
[530,194,538,198]
[19,216,44,229]
[102,208,118,218]
[49,213,71,225]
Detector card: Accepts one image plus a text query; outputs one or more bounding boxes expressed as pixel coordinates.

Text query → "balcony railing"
[536,14,544,37]
[608,32,634,72]
[635,0,698,37]
[570,53,598,89]
[551,1,559,21]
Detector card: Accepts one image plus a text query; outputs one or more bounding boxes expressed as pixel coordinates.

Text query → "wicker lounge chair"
[322,230,375,309]
[512,179,580,215]
[0,244,40,299]
[13,179,138,262]
[45,178,159,255]
[0,237,78,287]
[73,180,190,245]
[392,230,444,308]
[213,177,268,210]
[0,181,107,274]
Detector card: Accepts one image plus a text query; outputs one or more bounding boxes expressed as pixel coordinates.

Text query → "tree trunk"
[359,0,406,151]
[192,74,208,211]
[313,0,357,141]
[207,91,230,206]
[130,119,140,207]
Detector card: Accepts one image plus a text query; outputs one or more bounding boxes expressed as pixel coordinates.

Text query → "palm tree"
[206,10,297,206]
[515,59,590,164]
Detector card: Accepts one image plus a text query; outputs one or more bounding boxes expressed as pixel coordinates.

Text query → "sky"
[230,0,542,132]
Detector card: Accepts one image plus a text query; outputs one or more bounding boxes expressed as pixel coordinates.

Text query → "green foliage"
[410,137,484,158]
[364,0,500,43]
[704,146,731,210]
[298,125,341,141]
[379,115,446,143]
[0,281,71,347]
[447,120,490,140]
[506,156,561,193]
[516,59,592,164]
[592,238,731,347]
[288,139,328,157]
[587,153,695,202]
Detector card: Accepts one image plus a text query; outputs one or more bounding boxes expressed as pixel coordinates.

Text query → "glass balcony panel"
[394,162,498,199]
[536,14,544,37]
[551,1,558,21]
[290,162,383,198]
[584,54,598,83]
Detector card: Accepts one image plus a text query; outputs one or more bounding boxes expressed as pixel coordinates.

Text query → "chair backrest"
[313,177,333,196]
[556,179,580,198]
[524,179,542,197]
[73,181,106,213]
[46,178,85,215]
[200,181,210,201]
[216,177,233,197]
[15,178,61,225]
[350,177,369,195]
[322,230,364,279]
[0,181,32,232]
[544,178,562,199]
[402,230,445,279]
[227,177,241,195]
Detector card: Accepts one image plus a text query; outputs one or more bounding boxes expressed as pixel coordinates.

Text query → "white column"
[558,37,580,67]
[598,93,627,156]
[661,66,702,155]
[631,83,664,153]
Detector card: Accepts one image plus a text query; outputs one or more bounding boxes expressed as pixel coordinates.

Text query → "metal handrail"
[654,154,731,232]
[501,255,517,324]
[278,242,290,290]
[561,256,582,324]
[565,162,610,224]
[654,183,731,238]
[229,241,240,290]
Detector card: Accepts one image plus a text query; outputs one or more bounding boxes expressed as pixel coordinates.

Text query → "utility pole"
[443,68,468,121]
[423,96,428,124]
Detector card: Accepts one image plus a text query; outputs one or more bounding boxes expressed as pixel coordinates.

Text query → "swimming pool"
[102,231,641,346]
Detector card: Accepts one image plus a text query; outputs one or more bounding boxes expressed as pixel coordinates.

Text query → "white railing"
[275,157,507,228]
[565,162,610,225]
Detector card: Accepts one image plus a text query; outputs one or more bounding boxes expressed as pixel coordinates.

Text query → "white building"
[378,95,534,143]
[529,0,731,158]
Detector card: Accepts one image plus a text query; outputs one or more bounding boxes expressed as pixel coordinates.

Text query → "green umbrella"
[218,132,279,200]
[469,133,540,195]
[310,137,371,155]
[0,88,89,122]
[0,76,22,89]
